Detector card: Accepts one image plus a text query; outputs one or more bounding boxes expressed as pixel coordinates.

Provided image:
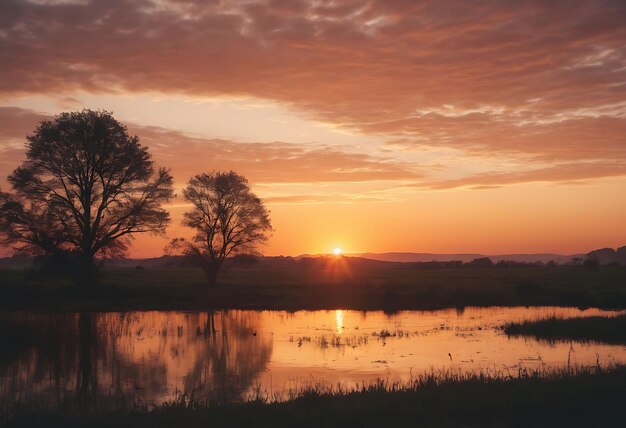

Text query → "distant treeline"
[587,246,626,266]
[288,256,618,270]
[142,253,624,270]
[1,249,625,272]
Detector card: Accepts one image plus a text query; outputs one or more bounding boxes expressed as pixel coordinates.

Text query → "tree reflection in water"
[0,311,272,417]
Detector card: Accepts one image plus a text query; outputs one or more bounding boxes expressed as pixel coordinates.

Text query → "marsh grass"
[5,365,626,427]
[504,313,626,345]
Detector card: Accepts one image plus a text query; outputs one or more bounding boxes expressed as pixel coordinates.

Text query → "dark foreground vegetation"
[504,313,626,345]
[0,264,625,311]
[6,366,626,428]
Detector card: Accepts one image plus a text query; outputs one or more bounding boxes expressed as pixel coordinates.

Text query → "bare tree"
[0,110,174,285]
[167,171,272,286]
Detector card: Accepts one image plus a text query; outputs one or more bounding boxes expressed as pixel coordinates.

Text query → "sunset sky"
[1,0,625,257]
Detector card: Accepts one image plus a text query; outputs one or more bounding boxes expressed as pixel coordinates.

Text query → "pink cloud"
[0,0,624,163]
[0,107,419,187]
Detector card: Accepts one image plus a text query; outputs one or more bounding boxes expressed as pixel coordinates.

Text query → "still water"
[1,307,625,415]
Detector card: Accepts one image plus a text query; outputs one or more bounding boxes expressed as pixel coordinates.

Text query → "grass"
[504,313,626,345]
[5,365,626,427]
[0,265,625,311]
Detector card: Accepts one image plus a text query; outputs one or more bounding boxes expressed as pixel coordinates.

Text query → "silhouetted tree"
[466,257,494,268]
[583,258,600,269]
[0,110,174,286]
[167,171,272,286]
[587,248,618,265]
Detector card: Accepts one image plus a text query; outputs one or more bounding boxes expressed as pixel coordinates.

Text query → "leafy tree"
[0,110,174,285]
[167,171,272,286]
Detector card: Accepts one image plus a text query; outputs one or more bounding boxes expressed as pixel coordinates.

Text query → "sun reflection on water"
[335,309,344,334]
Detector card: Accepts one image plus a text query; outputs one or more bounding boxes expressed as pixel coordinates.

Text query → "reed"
[6,365,626,427]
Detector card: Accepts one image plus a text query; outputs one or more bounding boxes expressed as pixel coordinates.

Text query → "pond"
[1,307,625,415]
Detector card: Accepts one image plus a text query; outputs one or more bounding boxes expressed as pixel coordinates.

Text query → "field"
[0,264,625,311]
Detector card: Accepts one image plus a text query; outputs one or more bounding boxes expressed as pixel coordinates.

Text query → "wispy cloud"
[409,162,626,190]
[0,107,419,187]
[1,0,624,164]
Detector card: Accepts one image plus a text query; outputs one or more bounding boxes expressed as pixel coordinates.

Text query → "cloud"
[264,193,386,204]
[137,127,419,184]
[0,106,47,143]
[411,162,626,190]
[0,107,419,187]
[0,107,48,187]
[1,0,625,162]
[2,107,625,197]
[383,113,626,161]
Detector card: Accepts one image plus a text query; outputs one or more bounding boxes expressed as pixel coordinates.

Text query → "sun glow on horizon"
[333,247,342,256]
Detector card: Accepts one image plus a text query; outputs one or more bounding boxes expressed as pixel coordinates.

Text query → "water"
[1,307,625,415]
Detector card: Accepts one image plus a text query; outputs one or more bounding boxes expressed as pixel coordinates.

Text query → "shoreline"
[6,365,626,427]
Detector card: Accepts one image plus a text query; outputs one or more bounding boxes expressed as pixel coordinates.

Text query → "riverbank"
[6,365,625,427]
[504,313,626,345]
[1,266,625,311]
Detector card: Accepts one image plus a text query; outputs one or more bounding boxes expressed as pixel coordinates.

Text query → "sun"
[333,247,342,256]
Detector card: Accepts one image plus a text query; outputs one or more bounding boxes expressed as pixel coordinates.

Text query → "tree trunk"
[202,256,222,287]
[74,252,98,289]
[208,269,218,287]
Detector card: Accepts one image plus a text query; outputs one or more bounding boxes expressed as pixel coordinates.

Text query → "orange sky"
[1,0,625,257]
